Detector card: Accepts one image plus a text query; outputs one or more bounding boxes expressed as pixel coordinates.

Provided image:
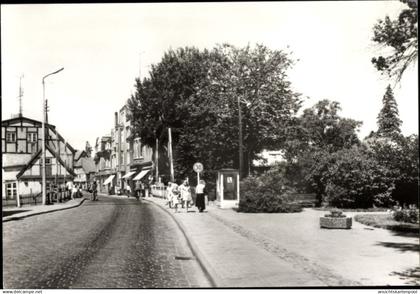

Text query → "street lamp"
[42,67,64,205]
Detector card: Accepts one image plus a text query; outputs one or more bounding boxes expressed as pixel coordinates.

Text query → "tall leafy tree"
[195,44,302,176]
[297,99,361,153]
[127,47,213,181]
[371,0,418,83]
[377,85,402,138]
[282,99,362,206]
[128,44,301,181]
[366,134,419,205]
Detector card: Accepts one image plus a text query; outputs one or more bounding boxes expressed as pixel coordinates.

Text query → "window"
[27,132,37,142]
[134,138,142,159]
[105,159,111,168]
[6,132,16,143]
[6,183,17,199]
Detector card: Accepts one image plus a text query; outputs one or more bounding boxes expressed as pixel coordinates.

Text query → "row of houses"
[2,102,156,207]
[93,105,154,195]
[2,106,286,207]
[2,114,96,207]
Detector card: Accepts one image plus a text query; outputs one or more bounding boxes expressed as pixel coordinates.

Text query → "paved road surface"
[3,195,210,288]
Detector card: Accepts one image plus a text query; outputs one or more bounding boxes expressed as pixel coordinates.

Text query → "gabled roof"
[2,115,56,129]
[2,115,76,154]
[16,144,76,179]
[74,150,87,162]
[81,157,96,174]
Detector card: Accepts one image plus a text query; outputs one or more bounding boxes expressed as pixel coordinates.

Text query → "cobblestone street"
[2,195,211,289]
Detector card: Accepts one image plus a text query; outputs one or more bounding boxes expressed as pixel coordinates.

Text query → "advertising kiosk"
[216,169,240,209]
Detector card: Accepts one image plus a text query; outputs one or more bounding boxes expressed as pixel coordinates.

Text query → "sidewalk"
[147,196,419,287]
[146,196,326,287]
[3,197,86,222]
[205,205,419,286]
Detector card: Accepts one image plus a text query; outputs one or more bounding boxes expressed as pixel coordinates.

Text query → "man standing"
[92,181,98,201]
[135,180,141,198]
[66,181,73,200]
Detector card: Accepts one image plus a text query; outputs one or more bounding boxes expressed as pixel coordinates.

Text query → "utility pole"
[168,128,174,182]
[155,137,159,183]
[55,129,59,192]
[139,51,145,81]
[238,94,244,179]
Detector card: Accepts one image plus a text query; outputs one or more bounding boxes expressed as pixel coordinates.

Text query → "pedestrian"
[140,181,145,197]
[92,181,98,201]
[135,180,141,199]
[180,180,191,212]
[66,181,73,200]
[171,183,181,212]
[71,184,78,200]
[144,180,150,197]
[195,180,207,212]
[166,182,173,208]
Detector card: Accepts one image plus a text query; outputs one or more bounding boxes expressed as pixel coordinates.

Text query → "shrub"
[238,171,302,213]
[323,146,395,208]
[366,135,419,205]
[392,205,419,224]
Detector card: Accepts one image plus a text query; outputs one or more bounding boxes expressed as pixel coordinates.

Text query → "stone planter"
[320,215,352,229]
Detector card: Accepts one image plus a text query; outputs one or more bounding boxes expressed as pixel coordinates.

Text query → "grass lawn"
[314,207,389,212]
[354,213,419,233]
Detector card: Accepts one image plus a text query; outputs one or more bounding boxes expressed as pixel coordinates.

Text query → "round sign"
[193,162,203,173]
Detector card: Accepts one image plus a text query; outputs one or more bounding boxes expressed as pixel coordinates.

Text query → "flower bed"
[320,209,352,229]
[354,214,419,233]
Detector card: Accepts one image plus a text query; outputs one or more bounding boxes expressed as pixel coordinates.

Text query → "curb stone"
[144,198,219,287]
[3,198,87,223]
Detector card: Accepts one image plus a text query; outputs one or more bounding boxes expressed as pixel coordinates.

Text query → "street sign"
[193,162,203,173]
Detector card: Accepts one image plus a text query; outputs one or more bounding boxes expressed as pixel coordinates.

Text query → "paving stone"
[3,195,210,288]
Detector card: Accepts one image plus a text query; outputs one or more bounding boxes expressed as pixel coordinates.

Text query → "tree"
[366,134,419,205]
[377,85,402,138]
[324,146,395,208]
[127,47,213,180]
[298,100,362,153]
[195,44,302,177]
[128,44,301,181]
[281,100,362,206]
[371,0,418,83]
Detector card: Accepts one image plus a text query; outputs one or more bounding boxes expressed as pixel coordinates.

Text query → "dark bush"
[393,206,419,224]
[367,135,419,206]
[238,171,302,213]
[323,146,395,208]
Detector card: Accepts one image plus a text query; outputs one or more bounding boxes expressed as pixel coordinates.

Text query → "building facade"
[2,115,76,207]
[94,135,114,194]
[93,105,154,195]
[74,150,96,190]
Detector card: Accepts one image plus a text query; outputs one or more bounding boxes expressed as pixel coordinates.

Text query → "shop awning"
[133,169,151,181]
[122,171,136,179]
[103,175,115,185]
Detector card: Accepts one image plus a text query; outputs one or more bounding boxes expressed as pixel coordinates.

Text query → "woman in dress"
[180,180,191,212]
[171,183,181,212]
[195,180,206,212]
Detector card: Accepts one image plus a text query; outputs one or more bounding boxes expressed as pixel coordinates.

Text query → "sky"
[1,2,418,151]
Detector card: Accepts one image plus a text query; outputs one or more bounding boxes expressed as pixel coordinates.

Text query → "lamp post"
[42,67,64,205]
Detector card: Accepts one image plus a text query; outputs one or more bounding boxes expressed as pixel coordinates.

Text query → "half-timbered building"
[2,115,76,207]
